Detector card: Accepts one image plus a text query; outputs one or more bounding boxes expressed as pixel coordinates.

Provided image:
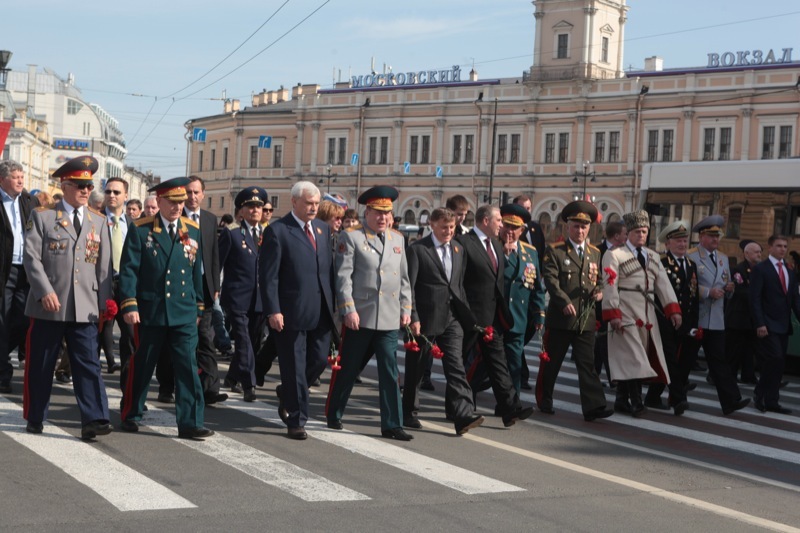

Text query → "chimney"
[231,99,240,112]
[469,68,478,82]
[276,87,288,102]
[643,56,663,72]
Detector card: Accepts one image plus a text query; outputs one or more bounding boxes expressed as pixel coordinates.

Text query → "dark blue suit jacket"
[219,223,261,313]
[259,213,334,330]
[750,257,800,336]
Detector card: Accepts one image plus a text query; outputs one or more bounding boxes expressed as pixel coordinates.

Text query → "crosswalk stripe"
[0,396,196,512]
[224,397,525,495]
[104,388,368,502]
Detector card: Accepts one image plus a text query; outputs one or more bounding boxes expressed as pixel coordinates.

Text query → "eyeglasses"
[64,182,94,191]
[104,190,123,196]
[264,208,274,213]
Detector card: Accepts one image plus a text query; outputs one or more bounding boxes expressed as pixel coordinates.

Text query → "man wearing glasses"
[23,156,114,440]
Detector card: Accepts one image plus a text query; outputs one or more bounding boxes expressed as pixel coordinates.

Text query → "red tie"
[305,223,317,251]
[485,238,497,272]
[778,260,787,294]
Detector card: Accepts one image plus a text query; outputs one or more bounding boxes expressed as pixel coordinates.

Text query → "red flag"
[0,121,11,151]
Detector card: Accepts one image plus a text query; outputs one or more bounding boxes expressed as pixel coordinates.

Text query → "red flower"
[482,326,494,343]
[603,267,617,286]
[595,320,602,332]
[645,323,653,331]
[539,351,550,363]
[635,318,645,328]
[430,344,444,359]
[328,354,342,370]
[404,340,421,353]
[98,299,119,333]
[695,327,704,341]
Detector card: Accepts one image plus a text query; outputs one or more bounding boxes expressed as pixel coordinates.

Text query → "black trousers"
[645,326,690,406]
[726,328,758,382]
[0,265,29,381]
[688,329,742,410]
[464,328,520,416]
[754,333,788,408]
[98,281,134,369]
[224,307,261,389]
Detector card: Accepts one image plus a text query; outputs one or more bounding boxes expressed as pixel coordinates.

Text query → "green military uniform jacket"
[119,215,204,326]
[504,241,546,335]
[542,240,602,331]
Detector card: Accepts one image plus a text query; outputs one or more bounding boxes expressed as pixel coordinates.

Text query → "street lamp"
[0,50,12,89]
[319,163,337,193]
[572,160,597,201]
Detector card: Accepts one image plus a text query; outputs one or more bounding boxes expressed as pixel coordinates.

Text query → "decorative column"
[626,111,637,172]
[682,110,694,162]
[576,115,586,165]
[393,120,404,173]
[294,122,305,174]
[480,117,491,174]
[310,122,320,172]
[526,116,537,173]
[533,7,544,68]
[435,119,446,168]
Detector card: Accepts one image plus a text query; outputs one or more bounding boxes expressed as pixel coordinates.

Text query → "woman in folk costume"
[601,211,682,417]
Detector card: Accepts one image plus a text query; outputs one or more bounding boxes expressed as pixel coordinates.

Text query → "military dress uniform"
[22,156,114,440]
[326,186,413,439]
[119,178,212,438]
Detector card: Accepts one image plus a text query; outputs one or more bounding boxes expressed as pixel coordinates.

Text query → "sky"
[5,0,800,178]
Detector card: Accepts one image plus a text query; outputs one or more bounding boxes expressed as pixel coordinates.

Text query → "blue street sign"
[258,135,272,149]
[403,161,411,174]
[351,153,359,166]
[192,128,207,142]
[436,166,443,178]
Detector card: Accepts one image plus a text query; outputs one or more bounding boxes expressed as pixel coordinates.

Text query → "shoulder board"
[519,241,536,251]
[391,228,402,236]
[687,247,698,254]
[659,252,667,260]
[587,243,600,252]
[345,225,361,232]
[551,242,567,249]
[134,216,155,227]
[34,206,53,212]
[228,223,240,230]
[87,207,104,217]
[181,216,199,229]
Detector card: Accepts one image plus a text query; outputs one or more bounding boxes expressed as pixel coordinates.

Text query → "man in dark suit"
[157,176,227,405]
[0,160,38,393]
[403,207,483,435]
[445,194,471,237]
[219,187,268,402]
[260,181,335,440]
[457,205,533,427]
[539,200,612,422]
[750,234,800,415]
[725,240,762,384]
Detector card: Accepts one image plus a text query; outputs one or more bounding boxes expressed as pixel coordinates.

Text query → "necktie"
[636,247,647,270]
[252,227,260,250]
[377,232,385,245]
[677,257,686,276]
[778,260,787,294]
[441,243,452,281]
[112,215,123,272]
[485,238,498,272]
[305,223,316,251]
[192,213,199,224]
[710,251,716,266]
[72,208,81,234]
[577,245,584,261]
[168,223,176,241]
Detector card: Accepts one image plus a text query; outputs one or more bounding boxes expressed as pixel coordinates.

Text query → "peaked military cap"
[148,177,191,202]
[560,200,598,224]
[358,186,398,212]
[500,203,531,227]
[658,219,690,243]
[52,156,98,183]
[692,214,725,236]
[235,186,268,210]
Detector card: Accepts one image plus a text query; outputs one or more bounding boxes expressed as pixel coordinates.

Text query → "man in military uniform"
[642,220,698,416]
[686,215,750,415]
[219,187,268,402]
[326,186,414,440]
[498,204,545,394]
[23,156,114,440]
[538,200,612,422]
[118,177,214,440]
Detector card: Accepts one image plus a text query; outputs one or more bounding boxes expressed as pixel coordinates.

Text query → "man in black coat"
[403,207,483,435]
[725,240,762,384]
[0,160,39,393]
[750,234,800,415]
[457,205,533,427]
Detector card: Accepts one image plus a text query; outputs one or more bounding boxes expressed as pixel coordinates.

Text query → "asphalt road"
[1,341,799,532]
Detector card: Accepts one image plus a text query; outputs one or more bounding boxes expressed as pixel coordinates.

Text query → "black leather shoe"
[0,380,11,394]
[81,421,112,441]
[537,405,555,415]
[55,373,72,384]
[420,379,435,392]
[107,363,121,374]
[243,387,257,402]
[705,374,715,385]
[26,421,43,434]
[614,401,633,414]
[685,382,697,392]
[287,427,307,440]
[672,400,689,416]
[381,427,414,441]
[503,406,534,427]
[780,380,789,389]
[722,397,750,416]
[354,375,363,384]
[403,416,422,429]
[157,393,175,404]
[631,404,647,418]
[584,407,614,422]
[455,414,484,435]
[766,404,792,415]
[521,381,533,390]
[327,419,343,430]
[276,385,289,424]
[178,427,215,440]
[119,419,139,432]
[311,378,321,387]
[224,378,243,394]
[204,392,228,405]
[644,398,670,411]
[754,396,766,413]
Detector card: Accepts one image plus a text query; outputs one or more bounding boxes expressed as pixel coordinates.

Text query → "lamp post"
[319,163,337,193]
[0,50,11,90]
[572,160,597,201]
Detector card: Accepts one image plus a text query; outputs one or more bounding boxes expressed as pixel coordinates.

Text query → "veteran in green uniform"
[118,177,214,440]
[325,186,414,440]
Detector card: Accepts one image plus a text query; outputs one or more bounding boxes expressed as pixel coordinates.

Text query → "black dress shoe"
[287,427,307,440]
[685,382,697,392]
[276,385,289,424]
[503,406,534,427]
[765,404,792,415]
[614,400,633,414]
[354,375,363,384]
[107,363,121,374]
[55,373,72,384]
[584,407,614,422]
[420,379,435,392]
[537,405,555,415]
[243,387,257,402]
[521,381,533,390]
[754,396,766,413]
[780,380,789,389]
[157,393,175,403]
[644,398,670,411]
[672,400,689,416]
[178,427,215,440]
[722,397,751,415]
[311,378,321,387]
[26,421,43,434]
[81,421,112,441]
[204,392,229,405]
[455,414,484,435]
[381,427,414,441]
[224,378,243,394]
[403,416,422,429]
[327,419,343,430]
[119,419,139,433]
[0,380,11,394]
[631,403,647,418]
[705,374,715,385]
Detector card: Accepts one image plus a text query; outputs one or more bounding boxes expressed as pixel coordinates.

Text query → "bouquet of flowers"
[327,340,342,370]
[98,299,118,334]
[404,326,444,359]
[577,266,617,334]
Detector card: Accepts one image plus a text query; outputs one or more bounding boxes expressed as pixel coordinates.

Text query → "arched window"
[726,206,742,239]
[419,210,431,226]
[403,209,416,224]
[464,210,475,227]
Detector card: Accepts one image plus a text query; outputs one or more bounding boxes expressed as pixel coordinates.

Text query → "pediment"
[599,23,614,34]
[552,20,574,30]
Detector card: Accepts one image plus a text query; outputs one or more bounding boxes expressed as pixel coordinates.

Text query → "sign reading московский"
[351,65,463,89]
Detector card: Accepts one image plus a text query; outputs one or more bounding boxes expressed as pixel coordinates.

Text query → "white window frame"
[757,115,797,159]
[541,125,572,164]
[697,118,736,161]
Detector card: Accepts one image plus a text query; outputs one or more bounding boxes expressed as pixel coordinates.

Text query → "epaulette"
[134,216,155,227]
[181,216,199,229]
[587,243,600,252]
[228,223,240,230]
[34,206,53,212]
[659,252,667,260]
[88,207,104,217]
[687,247,698,254]
[551,242,567,249]
[345,225,361,232]
[519,241,536,251]
[391,228,402,236]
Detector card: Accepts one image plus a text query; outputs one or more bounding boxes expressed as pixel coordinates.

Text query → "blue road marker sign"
[258,135,272,149]
[351,153,359,166]
[404,161,411,174]
[192,128,207,142]
[436,166,443,178]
